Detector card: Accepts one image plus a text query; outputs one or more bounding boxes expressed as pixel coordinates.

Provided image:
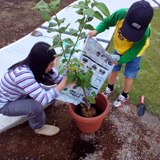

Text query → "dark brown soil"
[0,0,74,49]
[0,0,160,160]
[0,100,122,159]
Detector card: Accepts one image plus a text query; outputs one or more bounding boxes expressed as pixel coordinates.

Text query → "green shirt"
[96,8,151,64]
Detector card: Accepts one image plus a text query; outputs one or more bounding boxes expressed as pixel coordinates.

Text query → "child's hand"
[55,76,77,92]
[88,30,98,39]
[112,61,118,66]
[65,79,77,87]
[55,76,67,92]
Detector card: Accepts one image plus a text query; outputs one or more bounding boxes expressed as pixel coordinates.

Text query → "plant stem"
[52,2,92,110]
[54,12,69,68]
[81,85,90,110]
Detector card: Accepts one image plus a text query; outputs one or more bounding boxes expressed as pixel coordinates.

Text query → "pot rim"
[68,92,109,123]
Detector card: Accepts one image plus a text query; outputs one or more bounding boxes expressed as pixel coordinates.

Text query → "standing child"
[0,42,73,136]
[88,0,153,107]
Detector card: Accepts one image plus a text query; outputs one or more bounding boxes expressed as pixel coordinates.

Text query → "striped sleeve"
[14,67,59,106]
[46,69,63,84]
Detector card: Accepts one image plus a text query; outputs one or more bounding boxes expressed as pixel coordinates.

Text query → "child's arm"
[88,8,128,39]
[55,76,67,92]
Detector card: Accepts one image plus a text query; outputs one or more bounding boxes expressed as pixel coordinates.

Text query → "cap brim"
[121,19,146,42]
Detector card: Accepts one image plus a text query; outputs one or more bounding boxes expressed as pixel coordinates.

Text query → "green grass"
[100,8,160,119]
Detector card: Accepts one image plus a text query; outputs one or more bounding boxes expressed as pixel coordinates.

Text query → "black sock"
[108,84,114,91]
[122,91,128,98]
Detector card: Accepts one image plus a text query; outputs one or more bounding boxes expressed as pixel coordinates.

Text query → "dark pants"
[0,99,46,130]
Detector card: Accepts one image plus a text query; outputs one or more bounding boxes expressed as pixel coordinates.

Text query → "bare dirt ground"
[0,0,160,160]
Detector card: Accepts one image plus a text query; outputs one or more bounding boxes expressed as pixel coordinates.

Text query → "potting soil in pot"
[75,104,103,117]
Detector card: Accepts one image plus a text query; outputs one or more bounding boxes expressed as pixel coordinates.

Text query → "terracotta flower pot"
[68,92,109,133]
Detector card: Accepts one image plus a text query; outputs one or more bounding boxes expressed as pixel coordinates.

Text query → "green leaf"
[58,68,67,75]
[62,59,68,63]
[52,35,61,48]
[63,49,70,55]
[85,0,91,6]
[73,67,79,71]
[93,11,104,21]
[72,1,85,9]
[40,9,51,21]
[91,91,97,97]
[76,17,85,24]
[53,35,60,43]
[53,17,65,24]
[79,32,87,39]
[86,17,93,22]
[94,2,110,18]
[63,38,74,44]
[69,29,79,36]
[78,72,84,81]
[80,63,84,67]
[83,8,94,17]
[85,81,92,89]
[48,22,57,27]
[91,2,95,8]
[47,28,56,33]
[70,59,81,67]
[72,4,80,8]
[53,53,63,57]
[49,44,60,50]
[50,0,60,12]
[58,27,67,33]
[82,50,87,55]
[76,9,83,15]
[83,24,95,30]
[70,58,79,63]
[87,96,96,104]
[74,49,81,53]
[76,78,82,87]
[58,24,70,33]
[69,63,75,70]
[67,71,76,82]
[85,71,92,81]
[32,0,50,11]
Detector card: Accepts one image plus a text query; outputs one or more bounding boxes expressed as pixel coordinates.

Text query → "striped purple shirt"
[0,65,63,109]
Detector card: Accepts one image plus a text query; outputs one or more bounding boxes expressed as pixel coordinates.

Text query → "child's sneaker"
[113,94,129,108]
[103,87,115,98]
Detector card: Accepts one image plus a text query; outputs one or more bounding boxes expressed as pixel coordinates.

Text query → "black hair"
[9,42,56,83]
